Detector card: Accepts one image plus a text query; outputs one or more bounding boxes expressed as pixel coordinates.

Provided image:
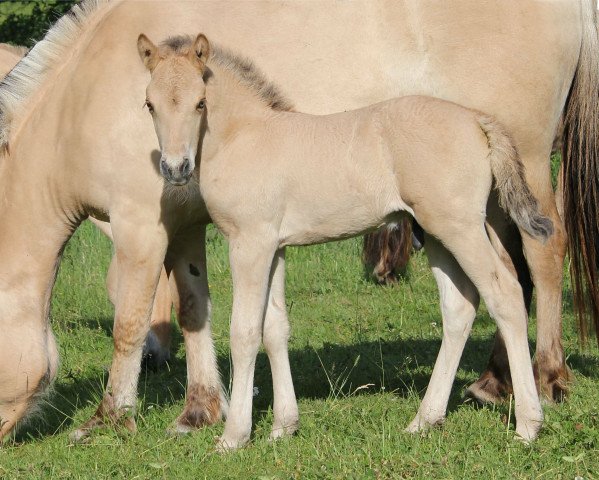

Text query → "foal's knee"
[263,299,289,355]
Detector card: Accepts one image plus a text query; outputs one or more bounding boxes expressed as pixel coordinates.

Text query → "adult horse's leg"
[92,218,172,368]
[406,236,479,432]
[262,249,299,440]
[143,267,172,369]
[519,162,570,401]
[218,235,278,451]
[106,258,173,369]
[70,219,168,441]
[166,224,225,433]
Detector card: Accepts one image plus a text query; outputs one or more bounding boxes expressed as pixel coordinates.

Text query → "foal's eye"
[197,99,206,110]
[145,100,154,114]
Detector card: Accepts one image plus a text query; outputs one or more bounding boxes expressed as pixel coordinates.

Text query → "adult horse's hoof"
[169,384,226,435]
[534,361,572,403]
[69,395,136,443]
[465,369,512,405]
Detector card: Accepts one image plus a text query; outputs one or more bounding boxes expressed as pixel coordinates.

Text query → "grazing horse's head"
[137,33,209,186]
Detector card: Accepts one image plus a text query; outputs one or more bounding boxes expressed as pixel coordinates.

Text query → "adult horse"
[0,0,595,441]
[0,43,174,369]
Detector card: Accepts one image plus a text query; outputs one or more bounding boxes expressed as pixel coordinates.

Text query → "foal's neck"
[203,63,277,148]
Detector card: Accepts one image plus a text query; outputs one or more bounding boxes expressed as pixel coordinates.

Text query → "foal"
[138,33,552,450]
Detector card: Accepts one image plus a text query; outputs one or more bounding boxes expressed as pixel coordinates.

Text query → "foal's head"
[137,33,209,186]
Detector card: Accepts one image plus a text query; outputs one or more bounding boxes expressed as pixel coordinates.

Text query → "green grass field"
[1,221,598,479]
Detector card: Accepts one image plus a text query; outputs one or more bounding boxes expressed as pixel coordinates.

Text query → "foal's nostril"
[159,159,171,178]
[180,157,191,176]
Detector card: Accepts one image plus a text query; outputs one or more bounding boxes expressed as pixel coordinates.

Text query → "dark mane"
[161,35,293,112]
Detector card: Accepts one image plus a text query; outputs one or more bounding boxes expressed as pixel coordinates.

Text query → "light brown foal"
[140,34,552,450]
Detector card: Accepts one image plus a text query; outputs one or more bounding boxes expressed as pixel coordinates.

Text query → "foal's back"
[259,95,494,245]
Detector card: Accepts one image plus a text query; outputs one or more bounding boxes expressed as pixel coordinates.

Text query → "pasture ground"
[1,221,598,479]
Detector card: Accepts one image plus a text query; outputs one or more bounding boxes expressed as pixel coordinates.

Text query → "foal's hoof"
[405,413,444,435]
[215,434,248,453]
[465,370,512,405]
[269,421,299,441]
[515,413,543,444]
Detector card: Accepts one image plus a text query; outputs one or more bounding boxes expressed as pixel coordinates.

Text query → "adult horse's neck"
[0,147,79,313]
[0,1,117,298]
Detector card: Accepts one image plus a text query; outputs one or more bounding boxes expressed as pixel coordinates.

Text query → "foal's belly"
[278,194,407,247]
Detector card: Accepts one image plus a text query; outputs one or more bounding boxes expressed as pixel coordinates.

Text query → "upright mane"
[0,0,113,150]
[161,35,293,112]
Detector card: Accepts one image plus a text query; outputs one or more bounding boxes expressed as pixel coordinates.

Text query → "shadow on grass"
[16,322,500,443]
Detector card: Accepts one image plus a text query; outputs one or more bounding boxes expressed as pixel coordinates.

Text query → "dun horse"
[0,44,174,370]
[0,0,595,442]
[140,34,552,449]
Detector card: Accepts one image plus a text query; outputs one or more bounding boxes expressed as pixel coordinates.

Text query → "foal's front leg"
[218,236,277,451]
[70,220,168,442]
[263,248,299,440]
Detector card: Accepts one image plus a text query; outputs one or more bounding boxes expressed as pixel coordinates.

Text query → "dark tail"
[561,0,599,344]
[363,219,413,284]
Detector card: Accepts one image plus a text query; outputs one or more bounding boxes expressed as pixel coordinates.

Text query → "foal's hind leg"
[166,224,226,433]
[466,199,533,405]
[406,236,479,432]
[263,249,299,440]
[442,226,543,440]
[469,163,569,403]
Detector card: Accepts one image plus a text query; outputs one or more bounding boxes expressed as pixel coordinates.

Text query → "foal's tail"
[478,115,554,243]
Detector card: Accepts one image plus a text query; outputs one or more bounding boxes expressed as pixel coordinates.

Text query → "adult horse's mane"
[161,35,294,113]
[0,0,113,150]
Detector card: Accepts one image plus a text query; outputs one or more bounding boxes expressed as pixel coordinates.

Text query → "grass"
[0,221,598,479]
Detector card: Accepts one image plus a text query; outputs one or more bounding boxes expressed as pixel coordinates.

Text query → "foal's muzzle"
[160,157,192,186]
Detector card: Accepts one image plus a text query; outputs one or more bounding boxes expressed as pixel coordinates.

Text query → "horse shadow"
[19,308,595,444]
[15,321,502,442]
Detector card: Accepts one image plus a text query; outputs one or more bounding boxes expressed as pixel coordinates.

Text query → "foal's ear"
[137,34,159,71]
[190,33,210,72]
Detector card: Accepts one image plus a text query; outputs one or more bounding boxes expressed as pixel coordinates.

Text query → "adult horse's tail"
[562,0,599,344]
[478,115,554,243]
